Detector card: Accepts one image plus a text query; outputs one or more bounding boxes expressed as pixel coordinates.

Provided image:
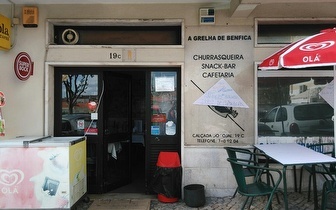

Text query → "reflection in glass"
[61,74,99,136]
[258,77,334,137]
[151,72,177,136]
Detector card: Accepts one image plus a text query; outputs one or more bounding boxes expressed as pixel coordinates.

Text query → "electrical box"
[23,6,38,28]
[199,8,215,25]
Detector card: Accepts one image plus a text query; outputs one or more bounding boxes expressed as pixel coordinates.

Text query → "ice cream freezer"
[0,136,87,209]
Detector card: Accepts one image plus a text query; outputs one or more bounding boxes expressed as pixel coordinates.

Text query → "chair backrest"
[224,146,271,169]
[224,147,253,160]
[227,158,248,193]
[307,143,335,173]
[307,142,334,157]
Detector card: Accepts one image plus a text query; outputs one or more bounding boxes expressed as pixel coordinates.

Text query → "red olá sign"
[14,52,33,81]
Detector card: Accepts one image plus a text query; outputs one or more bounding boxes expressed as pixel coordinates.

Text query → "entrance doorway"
[54,67,181,194]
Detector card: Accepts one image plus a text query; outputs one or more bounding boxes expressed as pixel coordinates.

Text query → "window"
[257,70,334,137]
[150,72,177,136]
[276,107,287,122]
[61,74,99,136]
[54,26,181,45]
[49,19,183,46]
[264,108,277,123]
[255,18,336,46]
[299,85,307,93]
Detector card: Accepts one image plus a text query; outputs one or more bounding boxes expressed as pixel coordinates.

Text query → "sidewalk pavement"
[75,190,336,210]
[150,192,316,210]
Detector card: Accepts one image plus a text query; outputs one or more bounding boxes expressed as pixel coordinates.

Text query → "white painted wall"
[0,2,335,197]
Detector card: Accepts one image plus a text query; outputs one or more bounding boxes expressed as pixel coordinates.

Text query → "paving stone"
[74,191,324,210]
[149,191,318,210]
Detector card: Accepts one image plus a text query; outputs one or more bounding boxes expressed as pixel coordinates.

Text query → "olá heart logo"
[299,41,335,51]
[0,169,24,186]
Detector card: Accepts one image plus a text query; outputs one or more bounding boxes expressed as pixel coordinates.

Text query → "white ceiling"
[4,0,334,4]
[3,0,231,4]
[3,0,333,18]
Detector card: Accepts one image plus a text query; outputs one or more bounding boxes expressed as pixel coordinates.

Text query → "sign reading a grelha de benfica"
[0,14,11,50]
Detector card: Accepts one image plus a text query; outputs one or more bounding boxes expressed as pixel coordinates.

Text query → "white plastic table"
[255,143,336,210]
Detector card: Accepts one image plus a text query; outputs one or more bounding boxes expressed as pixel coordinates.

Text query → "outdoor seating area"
[299,142,336,202]
[224,143,336,210]
[253,26,336,210]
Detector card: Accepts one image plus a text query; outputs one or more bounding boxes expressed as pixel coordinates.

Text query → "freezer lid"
[35,136,86,145]
[23,136,52,147]
[0,136,46,148]
[31,136,86,147]
[0,136,86,147]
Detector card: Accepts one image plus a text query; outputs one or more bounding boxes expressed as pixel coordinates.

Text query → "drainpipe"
[7,0,18,49]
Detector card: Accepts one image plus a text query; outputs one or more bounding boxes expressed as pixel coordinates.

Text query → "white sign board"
[194,78,249,108]
[184,26,253,146]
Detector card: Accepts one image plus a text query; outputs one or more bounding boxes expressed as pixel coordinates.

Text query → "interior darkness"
[54,25,182,45]
[110,70,146,193]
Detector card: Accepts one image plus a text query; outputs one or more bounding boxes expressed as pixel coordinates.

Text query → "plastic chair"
[225,147,257,194]
[227,157,284,210]
[321,180,336,210]
[224,146,279,201]
[299,142,335,201]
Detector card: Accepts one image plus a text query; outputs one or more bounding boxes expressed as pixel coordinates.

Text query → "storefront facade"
[0,0,335,197]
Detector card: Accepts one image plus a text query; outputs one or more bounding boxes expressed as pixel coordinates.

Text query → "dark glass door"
[55,67,181,194]
[55,69,133,193]
[54,70,103,193]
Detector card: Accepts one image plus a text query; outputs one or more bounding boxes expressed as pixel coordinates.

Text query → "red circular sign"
[14,52,33,81]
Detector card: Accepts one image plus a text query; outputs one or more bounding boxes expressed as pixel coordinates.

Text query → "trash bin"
[184,184,205,207]
[150,151,182,203]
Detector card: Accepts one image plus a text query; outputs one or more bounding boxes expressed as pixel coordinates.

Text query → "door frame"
[145,69,182,191]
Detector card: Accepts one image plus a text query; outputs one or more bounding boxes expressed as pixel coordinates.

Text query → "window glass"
[258,75,334,137]
[256,21,335,45]
[61,74,99,136]
[151,72,177,136]
[294,104,333,121]
[54,25,182,45]
[265,108,277,122]
[276,107,287,122]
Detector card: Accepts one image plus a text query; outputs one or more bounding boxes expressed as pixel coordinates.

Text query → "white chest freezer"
[0,136,87,209]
